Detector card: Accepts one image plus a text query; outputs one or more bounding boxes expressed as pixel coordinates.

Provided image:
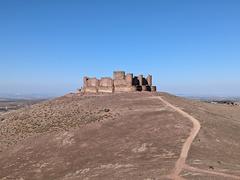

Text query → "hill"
[0,92,240,180]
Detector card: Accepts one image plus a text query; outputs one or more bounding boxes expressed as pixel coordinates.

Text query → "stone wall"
[98,78,114,93]
[82,71,157,93]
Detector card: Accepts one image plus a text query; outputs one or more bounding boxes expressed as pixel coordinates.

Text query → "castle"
[81,71,157,93]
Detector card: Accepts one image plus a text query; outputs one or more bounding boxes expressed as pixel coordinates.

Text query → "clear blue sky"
[1,0,240,97]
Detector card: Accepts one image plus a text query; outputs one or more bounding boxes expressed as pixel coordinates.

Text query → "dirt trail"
[157,96,240,180]
[157,96,201,179]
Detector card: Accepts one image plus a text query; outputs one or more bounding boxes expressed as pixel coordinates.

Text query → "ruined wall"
[113,71,125,80]
[82,71,157,93]
[98,78,114,93]
[147,75,152,86]
[113,71,136,92]
[126,73,133,86]
[83,77,99,93]
[151,86,157,92]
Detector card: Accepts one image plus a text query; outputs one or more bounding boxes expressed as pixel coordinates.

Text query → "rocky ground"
[0,92,239,180]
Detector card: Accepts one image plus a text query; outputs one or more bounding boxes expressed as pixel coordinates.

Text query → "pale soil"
[0,92,240,180]
[156,96,201,180]
[0,93,191,179]
[161,93,240,179]
[157,95,240,179]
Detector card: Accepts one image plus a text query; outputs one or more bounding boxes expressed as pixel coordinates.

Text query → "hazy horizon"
[1,0,240,97]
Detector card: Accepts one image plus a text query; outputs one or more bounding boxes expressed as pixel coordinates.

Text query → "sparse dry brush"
[0,94,117,149]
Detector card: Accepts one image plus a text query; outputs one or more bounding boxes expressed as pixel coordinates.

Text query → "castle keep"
[81,71,157,93]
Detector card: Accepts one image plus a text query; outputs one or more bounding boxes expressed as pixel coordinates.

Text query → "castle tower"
[113,71,125,80]
[138,75,143,86]
[147,75,152,86]
[126,73,133,86]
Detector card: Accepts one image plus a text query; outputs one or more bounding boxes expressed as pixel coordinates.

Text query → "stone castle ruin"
[81,71,157,93]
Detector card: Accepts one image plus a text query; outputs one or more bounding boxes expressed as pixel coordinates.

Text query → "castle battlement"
[81,71,157,93]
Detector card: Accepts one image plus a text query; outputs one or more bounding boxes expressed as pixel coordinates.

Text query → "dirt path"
[157,96,240,180]
[157,96,201,179]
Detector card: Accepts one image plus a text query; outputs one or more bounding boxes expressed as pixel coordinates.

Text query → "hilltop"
[0,92,240,179]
